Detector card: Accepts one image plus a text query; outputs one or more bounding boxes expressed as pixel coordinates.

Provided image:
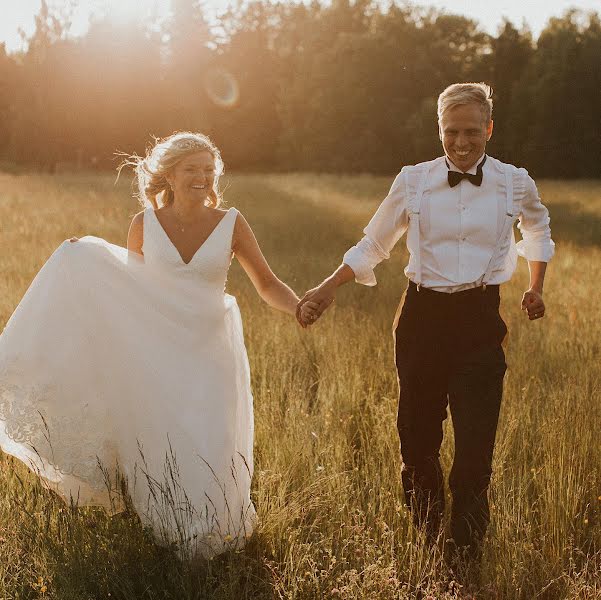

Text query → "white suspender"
[407,160,515,291]
[481,164,515,287]
[406,164,431,289]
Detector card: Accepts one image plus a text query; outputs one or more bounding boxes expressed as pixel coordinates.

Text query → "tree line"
[0,0,599,177]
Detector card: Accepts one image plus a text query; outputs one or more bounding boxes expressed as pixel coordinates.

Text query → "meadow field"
[0,171,600,599]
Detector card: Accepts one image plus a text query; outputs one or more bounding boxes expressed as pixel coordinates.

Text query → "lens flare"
[203,68,240,108]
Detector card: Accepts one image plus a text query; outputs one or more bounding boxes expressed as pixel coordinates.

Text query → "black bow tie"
[446,155,487,188]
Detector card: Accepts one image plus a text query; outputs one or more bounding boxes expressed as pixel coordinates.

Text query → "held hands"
[296,281,336,328]
[521,288,545,320]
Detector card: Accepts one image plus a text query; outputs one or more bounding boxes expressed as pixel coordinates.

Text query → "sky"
[0,0,599,54]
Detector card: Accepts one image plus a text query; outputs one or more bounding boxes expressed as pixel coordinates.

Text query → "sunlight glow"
[0,0,233,53]
[90,0,171,25]
[1,0,600,55]
[99,0,149,23]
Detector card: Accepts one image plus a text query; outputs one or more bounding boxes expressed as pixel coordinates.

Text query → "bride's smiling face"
[168,151,216,201]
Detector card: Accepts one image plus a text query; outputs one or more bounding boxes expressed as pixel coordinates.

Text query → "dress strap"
[222,207,239,252]
[141,207,154,255]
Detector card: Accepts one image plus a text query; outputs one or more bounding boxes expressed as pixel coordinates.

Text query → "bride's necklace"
[172,208,197,233]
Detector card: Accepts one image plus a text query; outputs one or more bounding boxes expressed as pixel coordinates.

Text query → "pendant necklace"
[173,209,191,233]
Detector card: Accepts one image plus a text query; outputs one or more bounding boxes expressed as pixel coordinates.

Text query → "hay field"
[0,171,600,599]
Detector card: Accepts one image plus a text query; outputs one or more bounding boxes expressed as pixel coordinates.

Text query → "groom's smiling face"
[439,103,493,172]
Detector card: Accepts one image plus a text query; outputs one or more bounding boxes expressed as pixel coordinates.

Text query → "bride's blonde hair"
[123,132,224,209]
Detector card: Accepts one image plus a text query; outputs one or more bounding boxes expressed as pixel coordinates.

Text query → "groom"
[297,82,554,560]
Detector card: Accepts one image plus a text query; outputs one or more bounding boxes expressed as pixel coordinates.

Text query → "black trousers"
[394,281,507,553]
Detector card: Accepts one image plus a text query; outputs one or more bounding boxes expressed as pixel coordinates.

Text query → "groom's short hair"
[437,83,493,124]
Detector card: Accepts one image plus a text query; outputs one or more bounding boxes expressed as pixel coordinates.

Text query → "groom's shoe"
[444,536,484,588]
[401,461,446,543]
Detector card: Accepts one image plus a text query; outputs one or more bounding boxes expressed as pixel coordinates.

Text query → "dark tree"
[1,1,599,177]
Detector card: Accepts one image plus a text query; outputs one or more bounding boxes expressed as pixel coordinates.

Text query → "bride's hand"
[296,281,336,327]
[69,237,79,243]
[298,301,321,327]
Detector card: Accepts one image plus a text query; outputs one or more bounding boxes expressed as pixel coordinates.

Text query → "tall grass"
[0,172,599,599]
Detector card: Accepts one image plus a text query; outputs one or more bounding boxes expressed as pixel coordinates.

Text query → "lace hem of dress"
[0,363,111,489]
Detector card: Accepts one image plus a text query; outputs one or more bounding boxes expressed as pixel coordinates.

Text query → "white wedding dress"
[0,206,255,556]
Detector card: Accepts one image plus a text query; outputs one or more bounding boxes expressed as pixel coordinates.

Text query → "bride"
[0,132,304,557]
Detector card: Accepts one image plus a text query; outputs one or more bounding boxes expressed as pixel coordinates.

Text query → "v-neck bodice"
[142,206,237,289]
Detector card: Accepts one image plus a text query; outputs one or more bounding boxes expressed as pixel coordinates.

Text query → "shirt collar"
[446,153,486,175]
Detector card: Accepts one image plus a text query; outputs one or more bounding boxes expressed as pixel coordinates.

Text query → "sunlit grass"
[0,171,600,599]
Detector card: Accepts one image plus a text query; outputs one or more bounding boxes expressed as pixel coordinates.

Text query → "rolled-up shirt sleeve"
[342,170,409,286]
[515,173,555,262]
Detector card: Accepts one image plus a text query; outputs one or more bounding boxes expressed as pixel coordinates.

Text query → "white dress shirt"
[343,154,555,292]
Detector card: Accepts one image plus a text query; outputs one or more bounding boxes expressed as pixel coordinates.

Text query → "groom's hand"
[297,301,320,328]
[521,288,545,320]
[296,281,336,327]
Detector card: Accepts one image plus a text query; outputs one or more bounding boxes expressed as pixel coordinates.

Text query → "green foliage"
[516,11,601,177]
[0,2,600,176]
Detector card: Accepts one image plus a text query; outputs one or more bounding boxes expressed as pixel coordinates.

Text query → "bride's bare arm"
[232,212,299,316]
[127,212,144,255]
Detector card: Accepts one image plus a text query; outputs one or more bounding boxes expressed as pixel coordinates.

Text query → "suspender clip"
[482,283,487,292]
[416,283,421,292]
